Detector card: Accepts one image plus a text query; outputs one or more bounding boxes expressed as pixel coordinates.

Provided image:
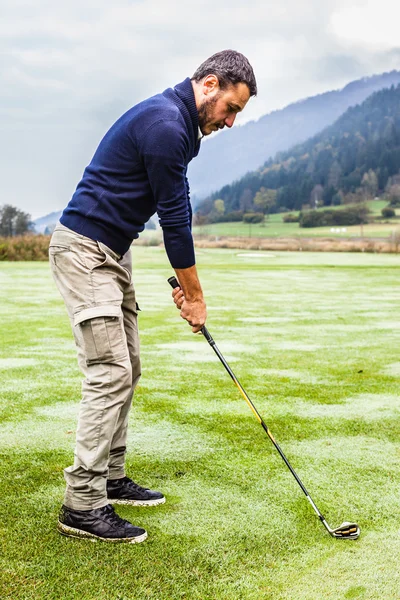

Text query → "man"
[49,50,257,543]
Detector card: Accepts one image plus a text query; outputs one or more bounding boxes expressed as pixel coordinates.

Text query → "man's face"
[198,80,250,136]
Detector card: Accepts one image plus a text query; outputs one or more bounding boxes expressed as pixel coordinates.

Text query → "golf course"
[1,247,399,599]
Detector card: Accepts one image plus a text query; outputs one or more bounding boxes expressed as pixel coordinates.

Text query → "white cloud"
[330,1,400,49]
[8,49,74,69]
[0,0,399,218]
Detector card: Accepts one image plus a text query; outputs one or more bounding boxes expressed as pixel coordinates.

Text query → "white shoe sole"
[57,521,148,543]
[108,496,166,507]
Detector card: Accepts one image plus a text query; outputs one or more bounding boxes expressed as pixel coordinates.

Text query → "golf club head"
[331,522,360,539]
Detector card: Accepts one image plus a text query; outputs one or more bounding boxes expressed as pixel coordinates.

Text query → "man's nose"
[225,114,236,128]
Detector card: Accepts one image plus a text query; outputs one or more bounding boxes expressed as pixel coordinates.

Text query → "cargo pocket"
[74,305,128,365]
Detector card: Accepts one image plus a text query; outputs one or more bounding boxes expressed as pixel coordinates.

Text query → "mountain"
[188,70,400,201]
[33,211,159,234]
[33,211,62,234]
[196,84,400,216]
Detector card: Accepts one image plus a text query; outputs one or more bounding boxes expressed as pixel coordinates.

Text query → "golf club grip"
[168,276,180,289]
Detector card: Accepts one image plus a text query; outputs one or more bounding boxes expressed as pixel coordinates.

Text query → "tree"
[253,187,277,215]
[0,204,32,237]
[310,184,324,208]
[388,184,400,207]
[328,160,342,189]
[391,228,400,253]
[205,198,226,223]
[213,199,225,215]
[323,185,337,206]
[239,188,253,212]
[44,223,57,235]
[361,169,378,199]
[332,190,344,206]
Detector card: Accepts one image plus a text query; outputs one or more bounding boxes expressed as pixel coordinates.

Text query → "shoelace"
[124,479,148,494]
[102,505,129,527]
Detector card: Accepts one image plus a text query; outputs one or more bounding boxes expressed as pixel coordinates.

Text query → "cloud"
[330,1,400,49]
[0,0,399,217]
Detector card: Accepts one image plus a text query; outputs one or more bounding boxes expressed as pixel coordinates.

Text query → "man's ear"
[202,74,219,96]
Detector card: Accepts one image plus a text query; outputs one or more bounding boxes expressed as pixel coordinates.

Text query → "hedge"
[0,235,50,260]
[299,205,370,228]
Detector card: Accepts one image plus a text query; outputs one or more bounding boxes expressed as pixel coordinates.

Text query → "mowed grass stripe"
[0,249,399,599]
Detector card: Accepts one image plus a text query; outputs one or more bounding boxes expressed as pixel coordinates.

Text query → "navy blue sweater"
[60,78,201,268]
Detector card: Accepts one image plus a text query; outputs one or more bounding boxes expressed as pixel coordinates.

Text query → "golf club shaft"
[168,275,330,531]
[201,324,328,527]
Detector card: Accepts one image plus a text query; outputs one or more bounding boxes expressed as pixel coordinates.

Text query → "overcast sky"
[1,0,400,219]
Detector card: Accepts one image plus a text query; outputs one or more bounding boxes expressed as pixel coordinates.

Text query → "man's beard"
[198,94,221,134]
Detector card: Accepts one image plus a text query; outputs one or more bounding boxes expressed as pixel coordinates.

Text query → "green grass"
[1,249,400,599]
[192,199,400,239]
[194,218,400,239]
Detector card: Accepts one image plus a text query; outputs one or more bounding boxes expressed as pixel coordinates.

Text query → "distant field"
[193,218,400,239]
[192,200,400,240]
[1,249,400,599]
[136,200,400,243]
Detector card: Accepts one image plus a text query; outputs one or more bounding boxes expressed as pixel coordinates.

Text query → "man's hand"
[172,286,206,333]
[180,297,207,333]
[172,286,185,310]
[171,265,207,333]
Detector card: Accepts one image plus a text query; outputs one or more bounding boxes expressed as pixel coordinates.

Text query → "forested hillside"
[188,70,400,200]
[196,84,400,220]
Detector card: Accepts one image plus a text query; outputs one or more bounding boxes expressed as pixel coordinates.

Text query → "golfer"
[49,50,257,543]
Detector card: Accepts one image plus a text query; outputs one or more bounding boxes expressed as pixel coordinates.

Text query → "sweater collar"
[170,78,200,150]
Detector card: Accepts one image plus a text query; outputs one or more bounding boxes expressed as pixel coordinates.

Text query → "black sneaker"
[107,476,166,507]
[57,504,147,543]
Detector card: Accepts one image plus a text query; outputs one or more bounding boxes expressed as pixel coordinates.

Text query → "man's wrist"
[174,265,203,302]
[184,294,204,303]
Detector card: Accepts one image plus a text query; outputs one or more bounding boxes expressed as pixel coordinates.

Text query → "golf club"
[168,276,360,540]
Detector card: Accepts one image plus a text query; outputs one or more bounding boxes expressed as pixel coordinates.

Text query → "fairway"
[0,249,399,599]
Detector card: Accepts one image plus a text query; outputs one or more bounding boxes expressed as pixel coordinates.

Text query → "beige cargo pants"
[49,223,141,510]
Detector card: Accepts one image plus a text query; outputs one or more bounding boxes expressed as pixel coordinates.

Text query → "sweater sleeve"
[141,119,195,269]
[185,176,193,230]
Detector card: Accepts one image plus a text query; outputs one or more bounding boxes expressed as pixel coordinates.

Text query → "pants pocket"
[49,244,71,267]
[74,305,127,365]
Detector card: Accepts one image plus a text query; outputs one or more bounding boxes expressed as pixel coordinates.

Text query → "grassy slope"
[0,249,399,599]
[191,200,400,239]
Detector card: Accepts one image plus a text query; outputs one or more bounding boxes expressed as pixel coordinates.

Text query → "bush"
[210,211,244,223]
[381,206,396,218]
[242,212,265,224]
[224,211,244,222]
[0,234,50,260]
[299,211,324,228]
[283,213,300,223]
[299,205,370,228]
[198,210,245,224]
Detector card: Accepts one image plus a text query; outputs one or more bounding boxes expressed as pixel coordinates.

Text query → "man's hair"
[192,50,257,96]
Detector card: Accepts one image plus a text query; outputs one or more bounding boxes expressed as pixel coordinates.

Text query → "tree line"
[195,84,400,223]
[0,204,32,237]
